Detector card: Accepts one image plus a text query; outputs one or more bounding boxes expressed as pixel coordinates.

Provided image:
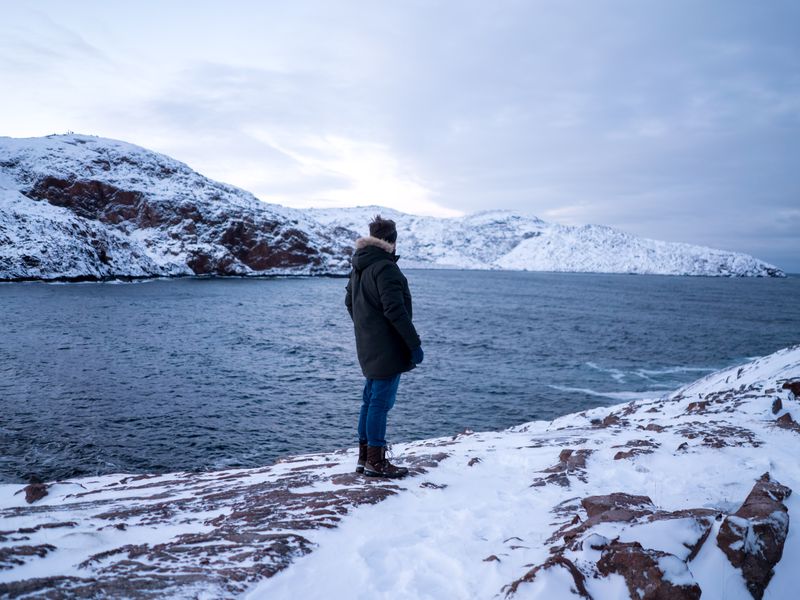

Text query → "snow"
[308,205,785,277]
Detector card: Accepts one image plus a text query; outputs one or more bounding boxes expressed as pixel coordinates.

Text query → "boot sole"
[363,468,408,479]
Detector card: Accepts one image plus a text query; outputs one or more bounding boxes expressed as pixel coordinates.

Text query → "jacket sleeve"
[345,273,353,321]
[375,263,421,351]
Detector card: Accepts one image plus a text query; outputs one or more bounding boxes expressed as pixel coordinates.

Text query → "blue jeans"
[358,374,401,447]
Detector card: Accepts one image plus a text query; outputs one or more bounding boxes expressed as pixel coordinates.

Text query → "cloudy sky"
[1,1,798,269]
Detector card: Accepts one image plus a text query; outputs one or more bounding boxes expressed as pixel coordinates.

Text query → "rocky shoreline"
[1,347,799,599]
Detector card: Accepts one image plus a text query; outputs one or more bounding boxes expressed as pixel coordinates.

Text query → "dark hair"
[369,215,397,244]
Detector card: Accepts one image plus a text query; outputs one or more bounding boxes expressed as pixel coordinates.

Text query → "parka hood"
[351,236,399,272]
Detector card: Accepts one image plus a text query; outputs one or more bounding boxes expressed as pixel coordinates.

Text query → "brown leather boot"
[355,440,368,473]
[364,445,409,479]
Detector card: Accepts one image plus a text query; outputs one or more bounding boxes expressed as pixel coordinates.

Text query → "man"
[345,215,424,478]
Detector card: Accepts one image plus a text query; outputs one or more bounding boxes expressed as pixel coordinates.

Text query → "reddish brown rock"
[596,541,701,600]
[22,174,350,278]
[582,493,655,520]
[531,449,593,488]
[502,555,591,599]
[23,483,48,504]
[0,544,57,569]
[716,473,792,600]
[776,412,800,434]
[782,381,800,398]
[612,439,659,460]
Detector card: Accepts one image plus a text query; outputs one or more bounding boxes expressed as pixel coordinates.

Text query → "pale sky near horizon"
[1,1,798,270]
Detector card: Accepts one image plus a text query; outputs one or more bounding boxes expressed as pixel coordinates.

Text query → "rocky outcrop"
[596,541,701,600]
[717,473,792,599]
[0,448,449,598]
[530,448,593,487]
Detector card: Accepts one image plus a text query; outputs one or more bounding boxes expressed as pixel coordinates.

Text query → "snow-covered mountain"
[0,134,352,281]
[2,346,799,598]
[308,206,786,277]
[0,134,785,280]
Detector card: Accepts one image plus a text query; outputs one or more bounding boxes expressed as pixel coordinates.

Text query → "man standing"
[345,215,424,478]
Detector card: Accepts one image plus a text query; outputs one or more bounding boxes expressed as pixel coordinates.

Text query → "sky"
[1,1,798,270]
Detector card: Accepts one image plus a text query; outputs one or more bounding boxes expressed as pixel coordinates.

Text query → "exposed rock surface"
[717,473,792,599]
[0,447,449,598]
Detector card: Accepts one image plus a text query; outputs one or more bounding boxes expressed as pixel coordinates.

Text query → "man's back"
[346,236,420,379]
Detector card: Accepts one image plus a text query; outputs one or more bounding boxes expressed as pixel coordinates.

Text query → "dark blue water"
[1,271,799,484]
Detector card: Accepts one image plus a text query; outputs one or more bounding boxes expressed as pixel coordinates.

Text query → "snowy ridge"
[308,205,785,277]
[0,134,352,280]
[0,135,786,280]
[2,346,799,598]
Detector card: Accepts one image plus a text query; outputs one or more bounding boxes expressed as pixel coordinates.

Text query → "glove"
[411,346,424,365]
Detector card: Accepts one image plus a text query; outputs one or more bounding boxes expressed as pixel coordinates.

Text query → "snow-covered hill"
[0,134,352,281]
[308,206,786,277]
[1,346,799,598]
[0,134,785,280]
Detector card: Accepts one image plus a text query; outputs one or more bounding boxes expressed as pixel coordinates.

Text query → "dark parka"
[346,236,421,379]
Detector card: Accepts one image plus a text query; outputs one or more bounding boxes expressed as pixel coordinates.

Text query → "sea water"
[1,271,798,483]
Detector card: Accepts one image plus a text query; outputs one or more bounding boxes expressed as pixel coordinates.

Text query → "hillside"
[0,134,785,281]
[308,206,785,277]
[0,134,351,281]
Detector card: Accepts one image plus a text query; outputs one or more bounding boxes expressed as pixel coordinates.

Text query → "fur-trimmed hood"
[354,236,395,253]
[351,236,399,272]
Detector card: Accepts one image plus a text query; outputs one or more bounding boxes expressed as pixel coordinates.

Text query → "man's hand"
[411,346,424,365]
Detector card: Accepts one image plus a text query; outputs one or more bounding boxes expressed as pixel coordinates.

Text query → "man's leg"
[355,379,372,473]
[364,374,407,478]
[365,374,401,447]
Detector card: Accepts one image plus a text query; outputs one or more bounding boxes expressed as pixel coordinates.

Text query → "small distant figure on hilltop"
[345,215,424,478]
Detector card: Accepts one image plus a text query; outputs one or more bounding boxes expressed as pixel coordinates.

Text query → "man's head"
[369,215,397,245]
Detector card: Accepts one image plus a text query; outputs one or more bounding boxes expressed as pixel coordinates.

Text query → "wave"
[585,362,627,382]
[585,361,717,383]
[548,385,661,402]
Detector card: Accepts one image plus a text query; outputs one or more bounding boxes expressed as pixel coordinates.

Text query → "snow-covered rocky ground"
[2,346,799,599]
[0,134,784,281]
[308,206,785,277]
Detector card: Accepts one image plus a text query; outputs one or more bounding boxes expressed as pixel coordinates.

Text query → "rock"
[468,457,482,466]
[582,493,655,520]
[502,555,591,599]
[776,412,800,434]
[716,473,792,600]
[596,541,701,600]
[782,381,800,398]
[0,544,57,569]
[612,439,659,460]
[531,449,593,488]
[23,483,48,504]
[771,397,782,414]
